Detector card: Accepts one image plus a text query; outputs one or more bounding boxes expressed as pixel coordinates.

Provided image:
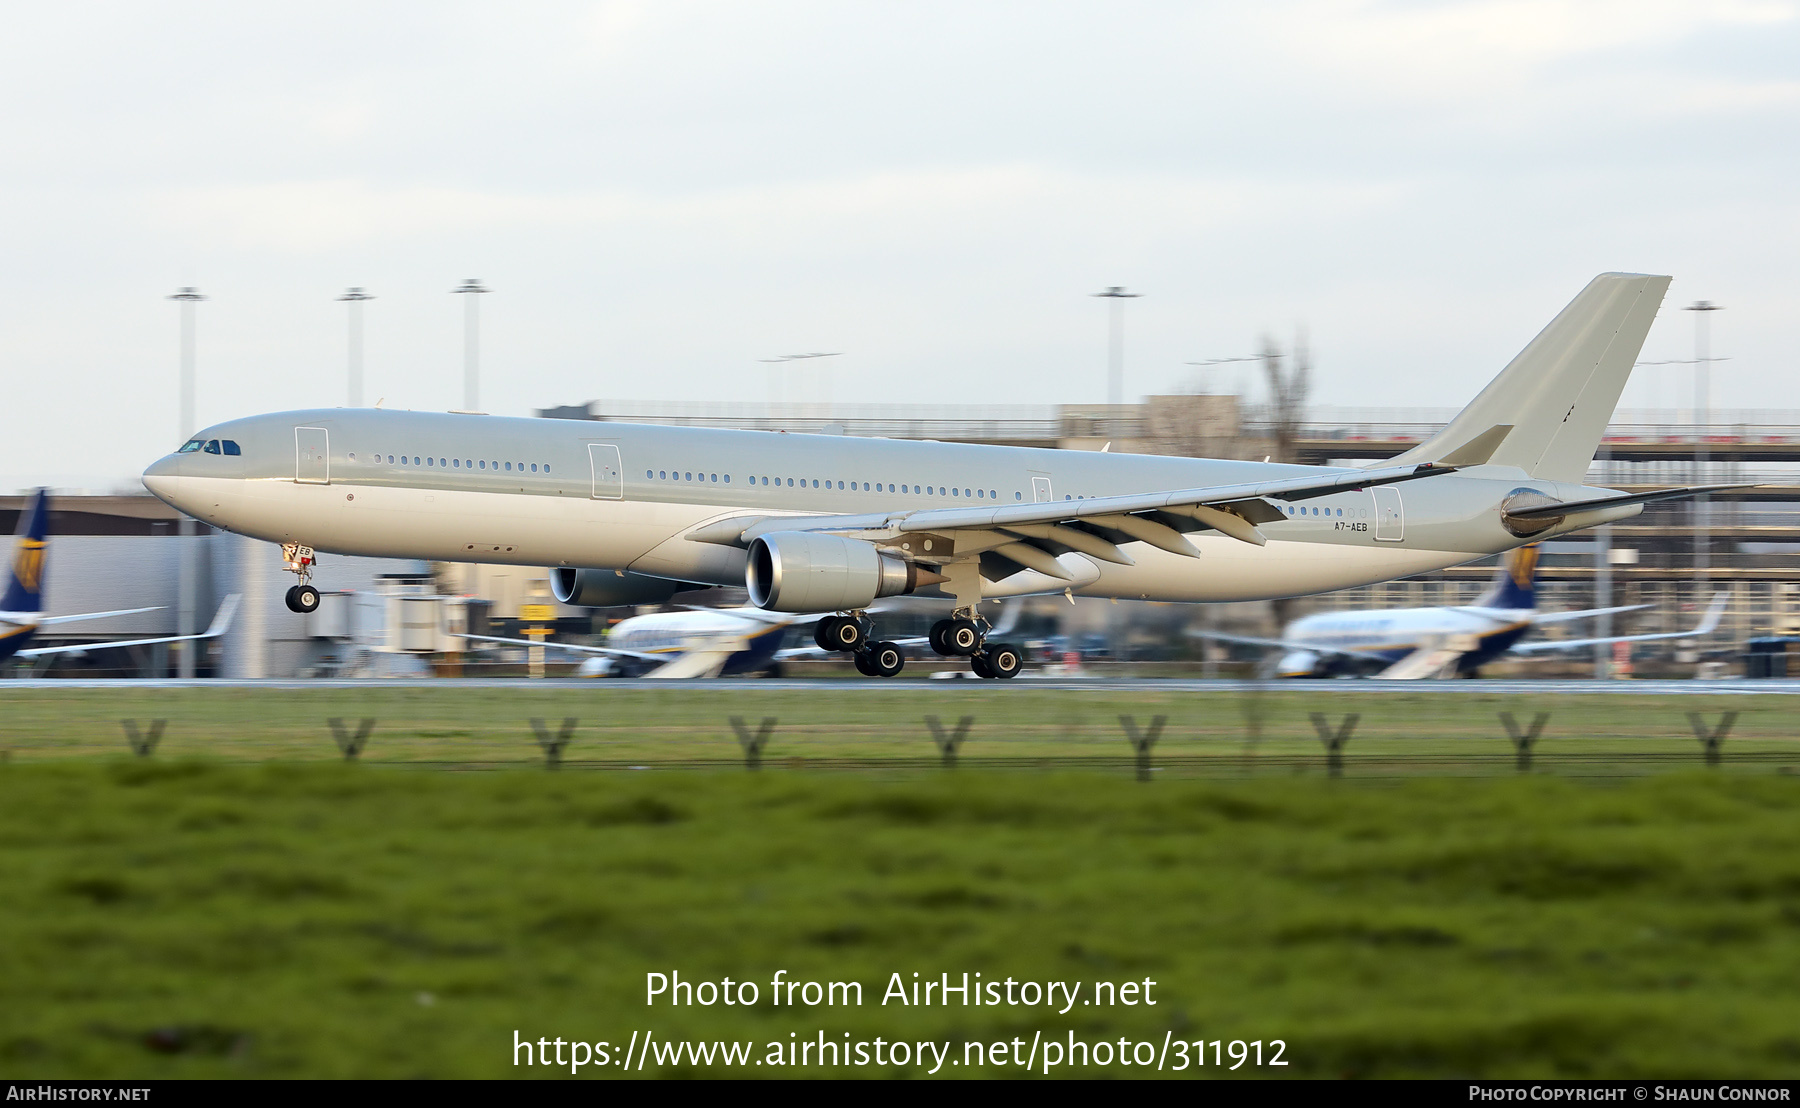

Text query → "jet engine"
[745,532,925,612]
[1275,650,1323,678]
[551,567,690,607]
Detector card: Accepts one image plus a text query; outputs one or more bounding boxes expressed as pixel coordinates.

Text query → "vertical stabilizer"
[1475,543,1538,610]
[2,489,49,613]
[1393,273,1671,482]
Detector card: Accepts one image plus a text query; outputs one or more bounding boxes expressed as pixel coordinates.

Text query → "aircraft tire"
[288,585,321,614]
[830,617,865,651]
[946,618,982,656]
[969,652,994,679]
[867,641,905,678]
[815,617,842,652]
[928,620,952,656]
[853,649,877,676]
[986,643,1023,679]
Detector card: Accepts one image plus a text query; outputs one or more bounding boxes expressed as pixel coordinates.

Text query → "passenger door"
[295,427,329,485]
[1373,486,1404,541]
[588,443,623,500]
[1031,476,1053,503]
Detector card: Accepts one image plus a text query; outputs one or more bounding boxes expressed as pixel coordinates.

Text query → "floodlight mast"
[337,287,375,407]
[452,279,489,410]
[1092,286,1141,408]
[165,286,206,679]
[757,352,842,412]
[1684,300,1724,601]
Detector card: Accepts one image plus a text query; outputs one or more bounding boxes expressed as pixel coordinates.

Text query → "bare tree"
[1260,330,1312,631]
[1261,328,1311,464]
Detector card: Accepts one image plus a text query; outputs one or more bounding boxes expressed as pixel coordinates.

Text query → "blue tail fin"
[1477,543,1538,610]
[2,489,48,613]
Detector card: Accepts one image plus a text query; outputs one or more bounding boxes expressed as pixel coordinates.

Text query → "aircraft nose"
[141,454,185,501]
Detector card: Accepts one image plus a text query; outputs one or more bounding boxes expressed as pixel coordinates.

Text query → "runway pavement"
[6,677,1800,695]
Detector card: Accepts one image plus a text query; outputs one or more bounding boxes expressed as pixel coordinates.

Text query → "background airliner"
[1,490,239,669]
[142,273,1737,679]
[1195,543,1728,678]
[462,599,1013,678]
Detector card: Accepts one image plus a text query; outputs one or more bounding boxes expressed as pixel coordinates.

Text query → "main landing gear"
[930,614,1022,680]
[281,542,321,614]
[815,613,905,678]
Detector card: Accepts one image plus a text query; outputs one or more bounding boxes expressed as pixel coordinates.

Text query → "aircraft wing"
[1186,627,1394,663]
[1375,645,1467,680]
[31,606,165,627]
[688,462,1459,574]
[1506,592,1729,655]
[776,635,930,662]
[1525,604,1651,626]
[643,645,742,678]
[16,595,240,659]
[456,633,665,662]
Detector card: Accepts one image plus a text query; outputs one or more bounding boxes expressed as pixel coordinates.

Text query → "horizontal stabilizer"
[1506,484,1755,520]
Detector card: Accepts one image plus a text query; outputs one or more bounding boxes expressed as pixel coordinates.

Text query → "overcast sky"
[3,1,1797,490]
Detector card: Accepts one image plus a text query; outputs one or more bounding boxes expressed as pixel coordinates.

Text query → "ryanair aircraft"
[142,273,1734,679]
[1196,543,1728,678]
[1,490,239,669]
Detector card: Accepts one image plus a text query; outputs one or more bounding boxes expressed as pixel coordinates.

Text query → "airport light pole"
[337,287,374,407]
[1685,300,1723,608]
[166,286,206,679]
[1092,287,1141,409]
[758,353,842,416]
[452,279,489,411]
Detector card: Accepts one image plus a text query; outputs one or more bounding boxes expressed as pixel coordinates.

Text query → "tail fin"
[1476,543,1538,610]
[1392,273,1670,482]
[2,489,49,613]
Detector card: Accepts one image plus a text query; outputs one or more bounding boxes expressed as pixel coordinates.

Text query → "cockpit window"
[223,440,241,455]
[203,440,222,454]
[178,439,204,453]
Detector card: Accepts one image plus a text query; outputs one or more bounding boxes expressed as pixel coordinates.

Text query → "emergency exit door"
[295,427,329,484]
[588,443,623,499]
[1372,486,1404,541]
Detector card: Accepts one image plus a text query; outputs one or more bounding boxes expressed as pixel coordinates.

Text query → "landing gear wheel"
[970,652,994,679]
[852,649,876,676]
[828,617,866,652]
[945,618,982,656]
[287,584,320,614]
[815,617,843,652]
[929,619,953,656]
[866,641,905,678]
[985,642,1023,680]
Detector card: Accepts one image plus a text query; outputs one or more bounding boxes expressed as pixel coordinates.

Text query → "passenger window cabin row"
[648,469,1011,501]
[355,453,550,474]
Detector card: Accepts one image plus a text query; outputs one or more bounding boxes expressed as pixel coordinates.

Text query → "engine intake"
[551,567,691,607]
[746,532,923,612]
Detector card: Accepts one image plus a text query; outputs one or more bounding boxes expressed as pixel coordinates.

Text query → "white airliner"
[142,273,1737,680]
[1196,543,1728,678]
[2,489,240,669]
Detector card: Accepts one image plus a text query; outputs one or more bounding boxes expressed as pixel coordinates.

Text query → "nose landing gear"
[281,542,321,614]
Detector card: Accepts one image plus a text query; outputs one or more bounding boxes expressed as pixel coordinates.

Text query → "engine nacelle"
[551,567,687,608]
[1275,650,1322,678]
[746,532,922,612]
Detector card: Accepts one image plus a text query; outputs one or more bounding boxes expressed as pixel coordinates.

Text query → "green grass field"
[2,686,1798,1078]
[1,684,1796,772]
